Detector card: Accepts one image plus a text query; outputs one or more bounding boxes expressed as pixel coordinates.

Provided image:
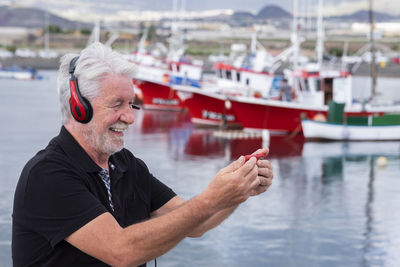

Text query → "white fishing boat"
[0,65,42,80]
[302,116,400,141]
[302,100,400,141]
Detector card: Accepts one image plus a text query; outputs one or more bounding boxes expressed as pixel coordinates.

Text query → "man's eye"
[130,103,140,110]
[111,104,122,109]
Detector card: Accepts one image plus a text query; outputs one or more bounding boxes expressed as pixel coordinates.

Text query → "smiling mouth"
[110,127,125,133]
[109,122,129,135]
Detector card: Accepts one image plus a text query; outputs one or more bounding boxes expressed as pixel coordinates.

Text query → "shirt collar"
[109,152,128,173]
[56,126,129,174]
[56,126,102,173]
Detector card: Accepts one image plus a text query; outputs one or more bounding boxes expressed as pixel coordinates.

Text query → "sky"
[1,0,399,22]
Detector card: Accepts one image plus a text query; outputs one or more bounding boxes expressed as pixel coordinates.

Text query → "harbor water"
[1,71,400,266]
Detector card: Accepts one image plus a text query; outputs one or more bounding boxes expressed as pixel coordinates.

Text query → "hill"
[231,11,255,21]
[256,5,292,19]
[329,10,398,22]
[0,5,91,29]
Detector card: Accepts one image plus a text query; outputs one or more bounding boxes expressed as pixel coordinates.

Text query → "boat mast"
[369,0,376,99]
[291,0,299,69]
[316,0,324,69]
[87,20,100,46]
[44,10,49,53]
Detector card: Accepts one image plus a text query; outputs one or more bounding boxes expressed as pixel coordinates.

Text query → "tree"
[47,24,62,34]
[80,28,92,35]
[148,24,157,42]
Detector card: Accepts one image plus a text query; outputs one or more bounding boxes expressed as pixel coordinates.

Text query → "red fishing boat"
[132,59,203,111]
[130,9,203,111]
[174,62,278,127]
[228,67,400,134]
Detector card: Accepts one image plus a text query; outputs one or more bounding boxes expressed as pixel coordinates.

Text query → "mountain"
[256,5,292,19]
[0,5,92,29]
[331,10,399,22]
[231,11,255,21]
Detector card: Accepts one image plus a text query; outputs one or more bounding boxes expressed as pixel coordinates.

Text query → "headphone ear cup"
[69,76,93,123]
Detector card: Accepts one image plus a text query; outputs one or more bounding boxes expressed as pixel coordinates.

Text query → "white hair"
[57,42,137,125]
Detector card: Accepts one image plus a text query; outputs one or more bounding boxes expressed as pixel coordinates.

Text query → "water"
[1,71,400,267]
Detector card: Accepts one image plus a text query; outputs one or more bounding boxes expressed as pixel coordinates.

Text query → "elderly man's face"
[82,74,136,156]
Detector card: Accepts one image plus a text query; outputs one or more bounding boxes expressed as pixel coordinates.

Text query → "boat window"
[297,78,307,92]
[308,77,317,92]
[304,78,309,92]
[226,70,232,80]
[236,72,241,82]
[218,69,223,78]
[316,79,322,91]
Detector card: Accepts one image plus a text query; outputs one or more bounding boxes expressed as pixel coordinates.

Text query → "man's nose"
[120,105,135,124]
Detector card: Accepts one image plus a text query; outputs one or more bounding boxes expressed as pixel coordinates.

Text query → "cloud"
[324,0,400,16]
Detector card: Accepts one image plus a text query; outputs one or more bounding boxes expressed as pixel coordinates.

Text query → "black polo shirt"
[12,126,176,267]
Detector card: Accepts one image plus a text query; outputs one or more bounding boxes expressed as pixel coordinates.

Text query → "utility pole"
[369,0,376,99]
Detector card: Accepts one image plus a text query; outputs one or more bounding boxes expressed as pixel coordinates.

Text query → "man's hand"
[247,147,274,196]
[201,154,259,211]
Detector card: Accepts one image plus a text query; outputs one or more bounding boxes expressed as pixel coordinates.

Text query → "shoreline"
[1,56,399,77]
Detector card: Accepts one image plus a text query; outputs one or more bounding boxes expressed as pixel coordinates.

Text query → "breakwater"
[0,56,60,69]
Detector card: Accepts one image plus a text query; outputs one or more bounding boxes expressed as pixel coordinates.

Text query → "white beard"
[83,121,127,157]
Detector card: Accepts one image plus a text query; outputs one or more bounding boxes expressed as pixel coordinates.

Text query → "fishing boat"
[174,32,287,127]
[180,0,400,134]
[302,116,400,141]
[133,60,202,111]
[131,3,203,111]
[301,0,400,141]
[173,0,312,127]
[175,63,278,127]
[0,65,42,80]
[301,101,400,141]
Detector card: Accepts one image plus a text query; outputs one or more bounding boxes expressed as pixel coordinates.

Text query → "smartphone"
[244,152,267,162]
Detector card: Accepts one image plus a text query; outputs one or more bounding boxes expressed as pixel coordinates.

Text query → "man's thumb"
[224,155,245,173]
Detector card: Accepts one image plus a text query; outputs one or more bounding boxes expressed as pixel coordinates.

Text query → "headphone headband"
[69,56,79,74]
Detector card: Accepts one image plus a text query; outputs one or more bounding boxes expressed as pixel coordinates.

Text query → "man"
[12,42,274,267]
[279,78,293,102]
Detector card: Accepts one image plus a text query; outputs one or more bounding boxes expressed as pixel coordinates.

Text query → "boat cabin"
[287,68,352,107]
[213,62,274,98]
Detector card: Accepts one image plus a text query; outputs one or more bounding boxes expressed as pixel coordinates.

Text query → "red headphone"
[69,57,93,123]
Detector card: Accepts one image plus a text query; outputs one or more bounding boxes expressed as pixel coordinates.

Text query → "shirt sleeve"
[131,155,176,213]
[23,158,107,247]
[148,173,177,212]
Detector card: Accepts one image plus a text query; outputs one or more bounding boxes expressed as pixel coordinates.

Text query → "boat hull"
[302,119,400,141]
[229,97,328,133]
[228,96,391,134]
[133,78,185,111]
[176,89,242,128]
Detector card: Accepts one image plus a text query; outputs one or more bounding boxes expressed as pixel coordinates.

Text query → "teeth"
[110,124,128,133]
[111,128,125,132]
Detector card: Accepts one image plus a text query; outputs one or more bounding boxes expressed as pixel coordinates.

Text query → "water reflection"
[363,156,375,267]
[136,109,307,160]
[138,109,191,134]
